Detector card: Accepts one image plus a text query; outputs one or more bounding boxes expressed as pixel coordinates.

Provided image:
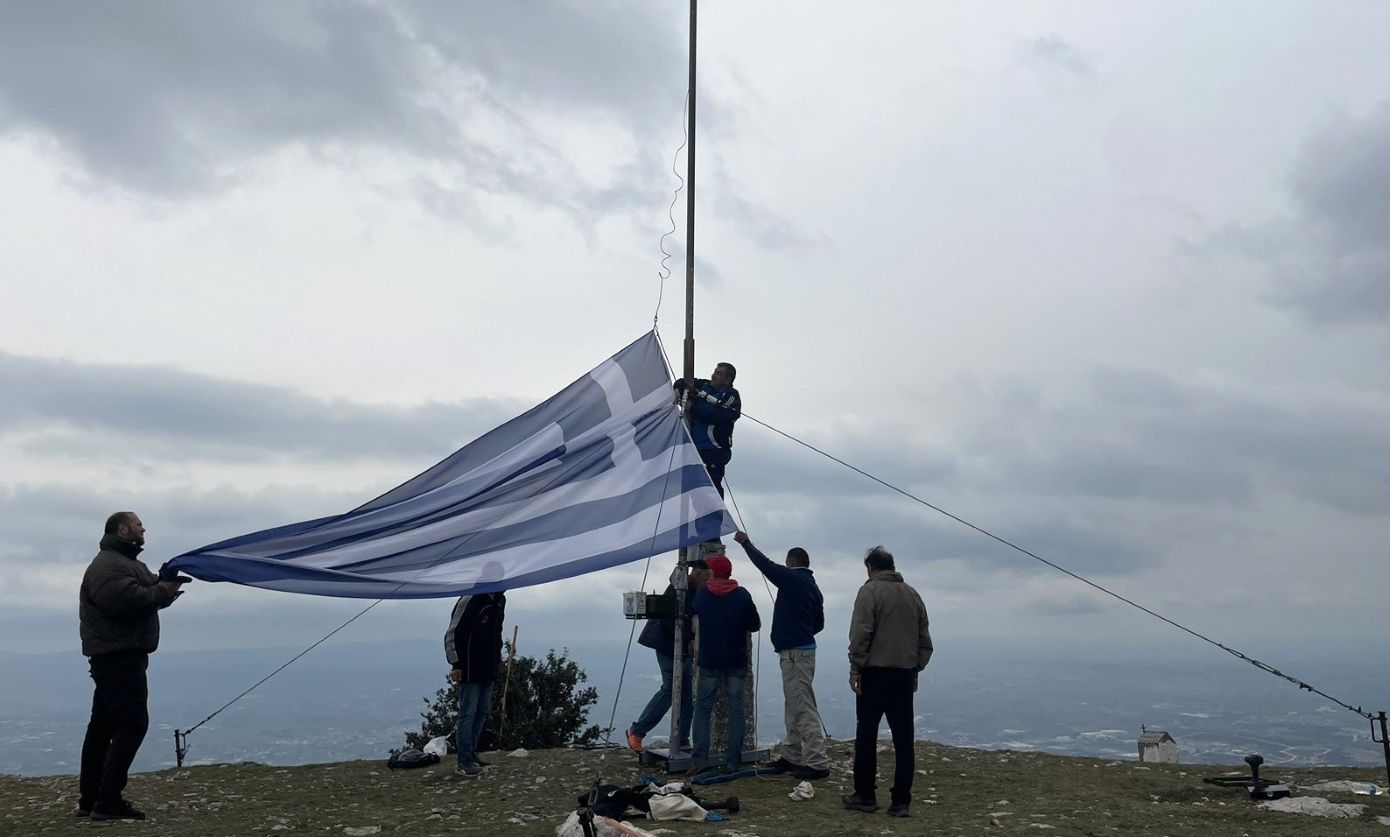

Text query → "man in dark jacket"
[673,362,740,497]
[689,554,761,770]
[842,546,933,819]
[78,512,185,821]
[733,530,828,780]
[625,560,710,754]
[445,589,506,777]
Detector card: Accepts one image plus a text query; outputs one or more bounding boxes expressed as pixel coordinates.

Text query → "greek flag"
[168,332,733,598]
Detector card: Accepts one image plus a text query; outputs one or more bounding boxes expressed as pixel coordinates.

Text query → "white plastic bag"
[789,780,815,801]
[646,794,708,822]
[422,735,450,757]
[556,812,662,837]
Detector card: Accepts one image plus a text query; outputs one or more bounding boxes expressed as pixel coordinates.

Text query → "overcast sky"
[2,0,1388,684]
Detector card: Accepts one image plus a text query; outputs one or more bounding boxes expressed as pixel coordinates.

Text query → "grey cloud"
[1019,35,1097,79]
[962,366,1390,517]
[1275,103,1390,324]
[0,1,450,195]
[0,351,521,462]
[0,0,683,218]
[714,190,831,253]
[730,426,956,499]
[723,486,1159,578]
[0,482,369,569]
[1195,102,1390,325]
[401,0,684,123]
[0,0,812,252]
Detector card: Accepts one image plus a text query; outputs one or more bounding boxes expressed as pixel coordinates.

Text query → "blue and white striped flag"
[169,332,733,598]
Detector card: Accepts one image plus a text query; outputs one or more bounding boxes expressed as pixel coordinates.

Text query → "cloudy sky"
[2,0,1388,681]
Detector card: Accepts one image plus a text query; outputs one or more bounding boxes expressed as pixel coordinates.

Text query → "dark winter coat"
[636,583,696,656]
[445,593,506,683]
[739,541,824,652]
[79,534,178,657]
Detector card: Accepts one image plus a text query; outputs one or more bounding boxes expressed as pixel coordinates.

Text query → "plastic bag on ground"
[646,794,708,822]
[422,735,450,756]
[556,812,662,837]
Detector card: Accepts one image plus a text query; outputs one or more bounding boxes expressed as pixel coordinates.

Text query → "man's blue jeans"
[456,681,494,767]
[692,667,747,768]
[631,652,694,744]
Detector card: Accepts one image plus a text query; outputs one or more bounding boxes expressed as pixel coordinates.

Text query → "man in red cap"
[688,553,761,770]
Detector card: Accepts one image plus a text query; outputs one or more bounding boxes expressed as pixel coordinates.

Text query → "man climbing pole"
[674,362,740,497]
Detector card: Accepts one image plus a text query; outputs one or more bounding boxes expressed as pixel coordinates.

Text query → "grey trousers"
[778,648,828,769]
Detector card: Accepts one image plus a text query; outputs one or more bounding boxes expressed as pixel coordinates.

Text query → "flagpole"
[671,0,698,760]
[682,0,697,393]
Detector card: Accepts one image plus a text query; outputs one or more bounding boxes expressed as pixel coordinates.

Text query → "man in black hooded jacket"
[77,511,185,821]
[445,590,506,776]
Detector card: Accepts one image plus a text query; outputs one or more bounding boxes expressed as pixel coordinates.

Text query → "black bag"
[387,748,441,770]
[578,784,635,819]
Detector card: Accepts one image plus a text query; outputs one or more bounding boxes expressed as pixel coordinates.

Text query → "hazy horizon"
[5,636,1386,778]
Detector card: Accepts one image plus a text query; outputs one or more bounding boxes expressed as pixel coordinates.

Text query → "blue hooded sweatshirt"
[690,580,760,670]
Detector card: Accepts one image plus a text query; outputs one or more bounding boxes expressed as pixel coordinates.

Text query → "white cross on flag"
[168,332,733,598]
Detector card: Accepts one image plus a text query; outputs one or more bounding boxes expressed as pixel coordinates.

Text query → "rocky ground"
[3,740,1388,836]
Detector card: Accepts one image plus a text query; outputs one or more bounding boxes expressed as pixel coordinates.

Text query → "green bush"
[405,645,601,752]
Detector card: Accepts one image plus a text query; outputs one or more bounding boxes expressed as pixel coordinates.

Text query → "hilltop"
[3,740,1387,836]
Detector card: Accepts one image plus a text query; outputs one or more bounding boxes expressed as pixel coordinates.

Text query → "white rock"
[1376,815,1390,826]
[1259,797,1366,818]
[344,828,382,836]
[507,748,529,757]
[1305,780,1385,795]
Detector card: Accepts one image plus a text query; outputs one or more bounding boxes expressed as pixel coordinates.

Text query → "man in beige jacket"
[842,546,932,819]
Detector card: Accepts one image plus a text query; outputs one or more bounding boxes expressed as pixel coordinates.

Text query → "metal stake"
[1373,710,1390,790]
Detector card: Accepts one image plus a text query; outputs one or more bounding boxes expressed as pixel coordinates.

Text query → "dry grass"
[3,740,1387,836]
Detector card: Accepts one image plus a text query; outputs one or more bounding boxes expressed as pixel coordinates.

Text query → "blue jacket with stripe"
[674,378,741,455]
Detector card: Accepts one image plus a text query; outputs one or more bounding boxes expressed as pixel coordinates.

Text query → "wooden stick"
[498,625,519,743]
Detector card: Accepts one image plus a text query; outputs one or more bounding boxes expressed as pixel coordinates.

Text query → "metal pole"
[670,0,698,755]
[1373,711,1390,790]
[682,0,697,397]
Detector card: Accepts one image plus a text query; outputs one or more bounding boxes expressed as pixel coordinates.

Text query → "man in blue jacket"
[673,362,741,497]
[733,530,828,780]
[689,554,761,770]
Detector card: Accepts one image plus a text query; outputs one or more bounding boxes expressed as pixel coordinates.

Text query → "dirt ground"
[4,740,1388,836]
